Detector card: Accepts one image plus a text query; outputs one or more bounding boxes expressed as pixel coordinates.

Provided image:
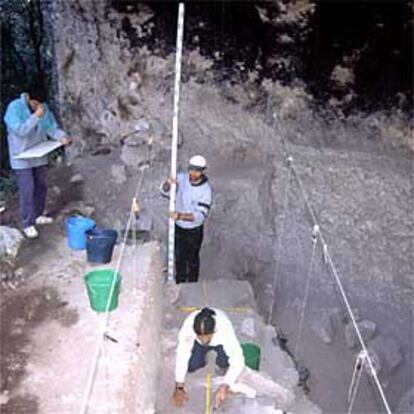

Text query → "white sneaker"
[23,226,39,239]
[35,215,54,225]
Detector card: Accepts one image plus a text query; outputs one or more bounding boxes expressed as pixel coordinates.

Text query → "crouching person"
[172,307,244,409]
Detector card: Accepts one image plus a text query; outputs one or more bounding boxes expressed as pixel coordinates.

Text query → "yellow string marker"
[205,372,212,414]
[203,280,212,414]
[179,306,252,314]
[223,307,252,313]
[179,280,253,313]
[180,306,199,312]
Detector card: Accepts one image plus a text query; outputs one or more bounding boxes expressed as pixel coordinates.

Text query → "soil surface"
[0,220,162,413]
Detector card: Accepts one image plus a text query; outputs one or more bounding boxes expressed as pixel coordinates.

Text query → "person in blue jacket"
[3,86,71,239]
[161,155,213,283]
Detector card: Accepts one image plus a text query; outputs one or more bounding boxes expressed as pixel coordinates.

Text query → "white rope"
[294,225,319,359]
[167,3,185,283]
[323,245,392,414]
[284,155,392,414]
[79,149,151,414]
[347,350,367,414]
[103,341,111,414]
[289,161,318,226]
[266,156,292,324]
[133,211,137,271]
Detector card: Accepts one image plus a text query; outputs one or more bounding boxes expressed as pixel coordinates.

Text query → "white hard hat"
[189,155,207,170]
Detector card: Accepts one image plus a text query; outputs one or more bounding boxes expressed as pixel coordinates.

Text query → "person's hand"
[172,387,188,407]
[60,137,72,146]
[167,176,177,185]
[170,211,181,221]
[35,104,45,118]
[214,384,230,409]
[132,197,140,215]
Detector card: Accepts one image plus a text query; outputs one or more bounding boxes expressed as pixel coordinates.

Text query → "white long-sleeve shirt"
[160,172,212,229]
[175,308,245,386]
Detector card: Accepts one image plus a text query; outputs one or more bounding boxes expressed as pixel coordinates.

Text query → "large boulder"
[241,317,257,338]
[0,226,24,259]
[312,312,335,344]
[111,164,127,185]
[367,336,403,375]
[120,144,150,168]
[344,320,376,349]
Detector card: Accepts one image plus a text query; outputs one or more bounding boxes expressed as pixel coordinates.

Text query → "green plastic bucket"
[242,343,261,370]
[84,269,121,312]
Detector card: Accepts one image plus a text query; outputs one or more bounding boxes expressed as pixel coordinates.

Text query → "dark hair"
[27,83,47,102]
[188,165,205,172]
[193,308,216,335]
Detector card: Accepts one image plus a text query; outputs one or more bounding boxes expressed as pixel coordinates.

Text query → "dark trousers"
[188,341,230,373]
[175,224,203,284]
[14,165,48,228]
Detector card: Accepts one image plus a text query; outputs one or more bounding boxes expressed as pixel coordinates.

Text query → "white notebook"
[15,140,63,159]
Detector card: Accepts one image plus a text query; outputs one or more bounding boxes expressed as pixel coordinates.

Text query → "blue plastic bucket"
[86,228,118,264]
[66,216,96,250]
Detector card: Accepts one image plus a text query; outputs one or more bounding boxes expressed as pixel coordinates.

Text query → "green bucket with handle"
[242,343,261,370]
[84,269,121,312]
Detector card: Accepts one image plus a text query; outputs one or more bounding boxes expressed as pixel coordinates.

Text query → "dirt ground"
[0,285,78,412]
[0,224,79,413]
[0,217,163,413]
[1,107,412,413]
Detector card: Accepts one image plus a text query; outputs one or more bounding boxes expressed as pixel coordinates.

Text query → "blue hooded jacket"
[4,93,66,169]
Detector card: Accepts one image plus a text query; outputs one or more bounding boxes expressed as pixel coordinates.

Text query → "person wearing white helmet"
[161,155,212,283]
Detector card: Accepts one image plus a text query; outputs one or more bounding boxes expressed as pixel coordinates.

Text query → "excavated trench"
[48,1,412,412]
[108,2,412,413]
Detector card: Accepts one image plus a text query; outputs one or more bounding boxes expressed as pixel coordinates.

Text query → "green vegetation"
[1,0,54,175]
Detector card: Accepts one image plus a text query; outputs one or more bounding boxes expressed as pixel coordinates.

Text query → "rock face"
[49,1,176,167]
[50,0,145,157]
